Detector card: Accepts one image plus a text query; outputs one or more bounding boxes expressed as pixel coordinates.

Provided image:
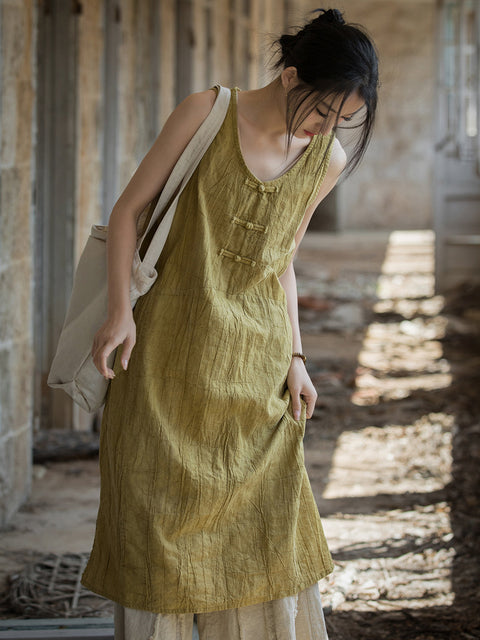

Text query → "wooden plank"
[0,618,114,640]
[0,620,113,629]
[0,616,200,640]
[0,631,112,639]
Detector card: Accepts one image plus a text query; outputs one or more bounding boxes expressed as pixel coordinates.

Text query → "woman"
[81,7,379,639]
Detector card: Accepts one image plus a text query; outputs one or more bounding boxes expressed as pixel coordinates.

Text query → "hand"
[287,358,318,420]
[91,310,136,379]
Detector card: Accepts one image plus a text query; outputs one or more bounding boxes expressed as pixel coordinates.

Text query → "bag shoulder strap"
[139,85,231,261]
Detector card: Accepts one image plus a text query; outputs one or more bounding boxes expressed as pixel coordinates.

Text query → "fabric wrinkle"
[81,85,335,614]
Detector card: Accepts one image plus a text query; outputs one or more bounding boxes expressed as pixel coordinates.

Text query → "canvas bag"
[47,85,231,413]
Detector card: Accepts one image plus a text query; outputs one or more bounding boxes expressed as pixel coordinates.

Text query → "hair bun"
[314,8,346,26]
[279,33,297,55]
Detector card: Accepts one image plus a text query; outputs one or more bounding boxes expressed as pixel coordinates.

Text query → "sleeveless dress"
[81,86,335,614]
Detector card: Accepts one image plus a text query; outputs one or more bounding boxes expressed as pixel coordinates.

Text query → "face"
[281,67,366,139]
[298,91,365,139]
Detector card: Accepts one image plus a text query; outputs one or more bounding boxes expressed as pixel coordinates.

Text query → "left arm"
[279,138,347,420]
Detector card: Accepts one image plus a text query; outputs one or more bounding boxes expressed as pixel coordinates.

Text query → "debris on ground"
[0,231,478,638]
[0,553,110,618]
[33,430,100,464]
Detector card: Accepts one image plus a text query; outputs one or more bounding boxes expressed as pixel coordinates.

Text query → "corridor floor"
[1,231,479,639]
[297,230,480,639]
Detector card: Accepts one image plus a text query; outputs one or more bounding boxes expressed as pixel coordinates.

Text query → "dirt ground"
[1,230,479,639]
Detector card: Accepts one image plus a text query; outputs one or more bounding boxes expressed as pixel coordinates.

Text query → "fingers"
[92,335,136,379]
[290,388,317,421]
[90,317,136,379]
[120,335,136,370]
[287,358,318,422]
[304,394,316,420]
[291,390,302,421]
[293,394,316,420]
[92,339,118,379]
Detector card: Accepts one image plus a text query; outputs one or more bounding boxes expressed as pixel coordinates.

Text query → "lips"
[304,130,316,137]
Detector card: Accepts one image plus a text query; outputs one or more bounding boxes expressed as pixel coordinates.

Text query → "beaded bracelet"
[292,352,307,364]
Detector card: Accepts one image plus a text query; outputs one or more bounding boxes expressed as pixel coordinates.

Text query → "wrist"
[107,303,133,321]
[292,352,307,365]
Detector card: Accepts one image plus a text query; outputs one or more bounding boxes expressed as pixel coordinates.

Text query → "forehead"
[320,91,365,115]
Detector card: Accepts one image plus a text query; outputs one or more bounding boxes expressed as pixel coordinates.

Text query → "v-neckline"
[231,87,320,187]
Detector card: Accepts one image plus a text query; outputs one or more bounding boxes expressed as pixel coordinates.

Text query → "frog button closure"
[231,216,268,233]
[219,247,257,268]
[244,178,279,194]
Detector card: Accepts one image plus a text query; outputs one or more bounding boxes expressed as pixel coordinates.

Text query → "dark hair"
[272,8,379,176]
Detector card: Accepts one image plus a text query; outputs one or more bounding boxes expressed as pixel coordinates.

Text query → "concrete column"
[0,0,36,526]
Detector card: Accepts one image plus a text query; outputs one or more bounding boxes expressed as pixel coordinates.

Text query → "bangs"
[284,82,376,177]
[285,86,346,136]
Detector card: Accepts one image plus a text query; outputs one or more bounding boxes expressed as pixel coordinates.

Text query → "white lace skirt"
[114,581,329,640]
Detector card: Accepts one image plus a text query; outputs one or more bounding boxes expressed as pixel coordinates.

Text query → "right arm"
[91,88,217,379]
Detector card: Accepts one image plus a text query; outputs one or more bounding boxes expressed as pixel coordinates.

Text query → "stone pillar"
[0,0,36,526]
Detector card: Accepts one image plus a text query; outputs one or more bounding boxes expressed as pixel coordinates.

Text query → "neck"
[237,77,287,139]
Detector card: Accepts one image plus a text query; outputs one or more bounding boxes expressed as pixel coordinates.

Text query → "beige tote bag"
[47,85,231,413]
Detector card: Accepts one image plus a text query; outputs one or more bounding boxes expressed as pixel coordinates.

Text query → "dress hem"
[80,563,334,615]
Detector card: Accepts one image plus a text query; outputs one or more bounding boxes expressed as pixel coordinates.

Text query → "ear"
[280,66,298,92]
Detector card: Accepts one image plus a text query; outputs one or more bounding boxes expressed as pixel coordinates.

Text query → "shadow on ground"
[295,232,480,639]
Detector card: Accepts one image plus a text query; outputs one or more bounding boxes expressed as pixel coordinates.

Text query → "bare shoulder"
[183,87,218,110]
[173,88,218,128]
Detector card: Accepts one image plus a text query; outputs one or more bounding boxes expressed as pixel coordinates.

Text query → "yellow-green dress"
[81,86,335,614]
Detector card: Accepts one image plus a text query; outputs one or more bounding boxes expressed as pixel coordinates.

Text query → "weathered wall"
[75,0,104,264]
[0,0,440,526]
[116,0,160,196]
[113,0,296,199]
[0,0,36,526]
[304,0,437,230]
